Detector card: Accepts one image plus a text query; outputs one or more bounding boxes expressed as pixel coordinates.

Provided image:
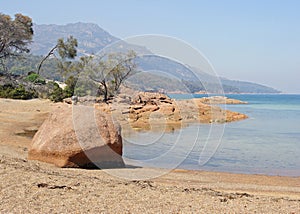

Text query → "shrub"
[46,81,64,102]
[63,76,77,98]
[0,84,36,100]
[25,73,46,85]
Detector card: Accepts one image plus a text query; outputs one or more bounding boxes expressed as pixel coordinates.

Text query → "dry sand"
[0,98,299,213]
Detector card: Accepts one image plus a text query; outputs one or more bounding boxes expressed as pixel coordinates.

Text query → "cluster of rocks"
[28,91,248,168]
[110,92,182,131]
[198,96,248,104]
[63,95,103,105]
[109,92,248,131]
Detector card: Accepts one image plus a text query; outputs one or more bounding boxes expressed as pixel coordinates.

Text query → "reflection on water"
[123,94,300,176]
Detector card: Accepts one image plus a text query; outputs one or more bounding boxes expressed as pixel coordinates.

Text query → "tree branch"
[37,45,57,74]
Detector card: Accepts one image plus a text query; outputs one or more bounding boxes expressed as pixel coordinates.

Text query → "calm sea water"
[122,94,300,176]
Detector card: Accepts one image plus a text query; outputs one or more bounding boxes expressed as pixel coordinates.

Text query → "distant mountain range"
[30,23,280,94]
[31,22,150,56]
[31,22,118,55]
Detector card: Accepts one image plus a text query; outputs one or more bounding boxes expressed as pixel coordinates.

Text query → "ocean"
[122,94,300,177]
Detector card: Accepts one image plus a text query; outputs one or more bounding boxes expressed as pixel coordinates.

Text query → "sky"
[1,0,300,93]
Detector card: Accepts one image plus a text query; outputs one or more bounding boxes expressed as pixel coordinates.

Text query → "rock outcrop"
[122,92,182,131]
[197,96,248,104]
[105,92,248,132]
[28,104,124,168]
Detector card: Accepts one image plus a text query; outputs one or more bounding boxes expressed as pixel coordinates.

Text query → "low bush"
[46,81,64,102]
[0,84,37,100]
[25,73,46,85]
[63,76,77,98]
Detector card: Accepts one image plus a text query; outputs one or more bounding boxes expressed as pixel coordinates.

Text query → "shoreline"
[0,98,299,212]
[0,97,297,178]
[168,92,300,96]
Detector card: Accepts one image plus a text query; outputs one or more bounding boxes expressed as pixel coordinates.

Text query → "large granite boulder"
[28,104,124,168]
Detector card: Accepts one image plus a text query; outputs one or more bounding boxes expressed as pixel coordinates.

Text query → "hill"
[31,23,150,56]
[17,23,280,93]
[31,22,118,56]
[133,55,280,93]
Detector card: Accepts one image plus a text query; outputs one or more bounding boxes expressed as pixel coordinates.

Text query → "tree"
[37,36,78,74]
[87,51,137,101]
[0,13,33,72]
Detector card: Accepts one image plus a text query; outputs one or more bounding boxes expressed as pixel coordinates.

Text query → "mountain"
[31,22,150,56]
[31,22,118,55]
[29,22,279,93]
[134,55,280,93]
[220,78,280,94]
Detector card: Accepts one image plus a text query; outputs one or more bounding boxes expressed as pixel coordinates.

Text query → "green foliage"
[57,36,78,59]
[0,84,36,100]
[63,76,77,98]
[88,51,137,101]
[46,81,64,102]
[0,13,33,64]
[25,73,46,84]
[37,35,78,76]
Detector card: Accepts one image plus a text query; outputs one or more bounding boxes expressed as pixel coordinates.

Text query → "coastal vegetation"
[1,0,300,212]
[0,13,138,102]
[0,16,280,99]
[0,84,35,99]
[0,13,33,71]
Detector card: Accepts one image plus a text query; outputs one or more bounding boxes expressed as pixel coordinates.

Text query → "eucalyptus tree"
[37,36,78,75]
[87,50,137,101]
[0,13,33,72]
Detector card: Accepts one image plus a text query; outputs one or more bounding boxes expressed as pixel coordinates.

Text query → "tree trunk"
[103,82,108,102]
[37,45,57,75]
[99,80,109,102]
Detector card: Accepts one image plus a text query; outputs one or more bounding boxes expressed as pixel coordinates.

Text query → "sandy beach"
[0,98,299,213]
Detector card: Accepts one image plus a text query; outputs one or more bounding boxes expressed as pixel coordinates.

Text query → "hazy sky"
[1,0,300,93]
